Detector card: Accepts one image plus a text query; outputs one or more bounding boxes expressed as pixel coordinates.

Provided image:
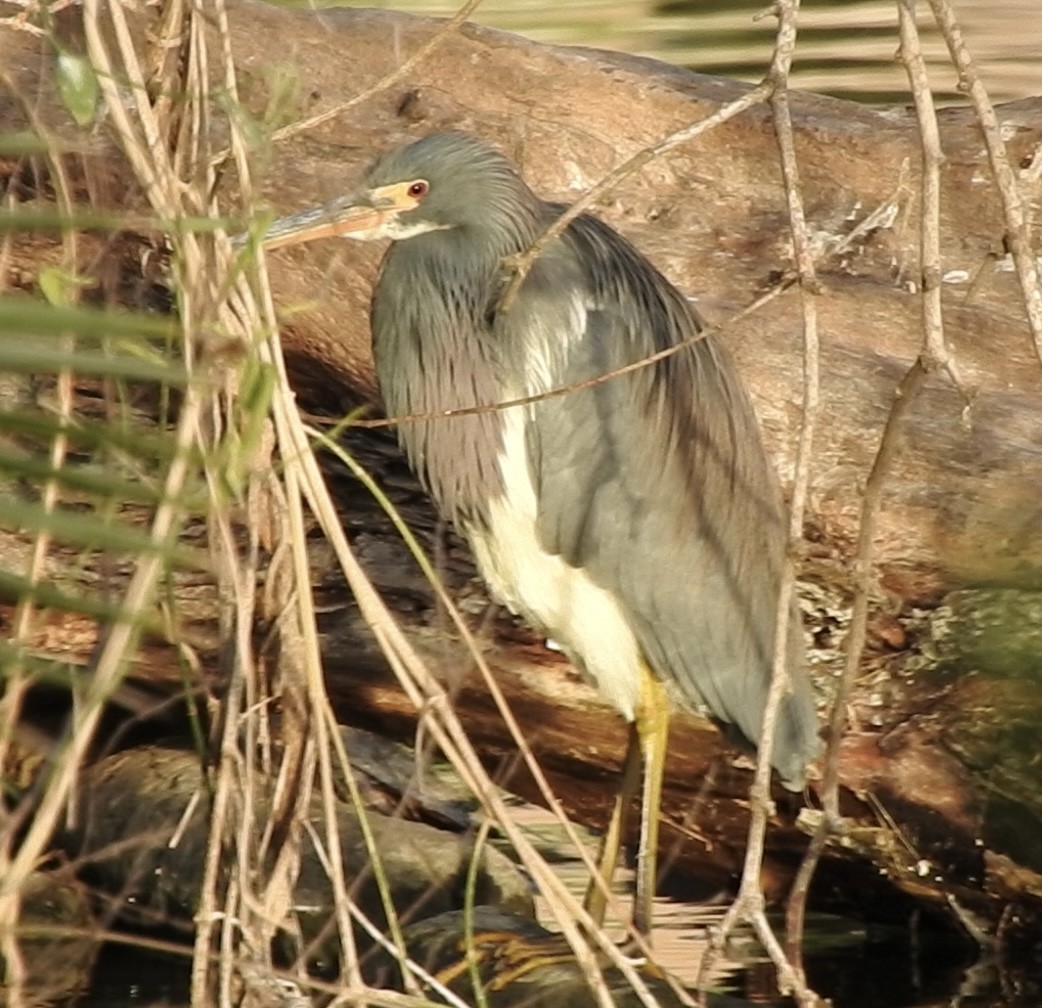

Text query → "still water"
[357,0,1042,106]
[507,803,979,1007]
[75,802,990,1008]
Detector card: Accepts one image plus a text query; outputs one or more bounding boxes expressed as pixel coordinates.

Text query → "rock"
[1,872,95,1004]
[62,747,533,972]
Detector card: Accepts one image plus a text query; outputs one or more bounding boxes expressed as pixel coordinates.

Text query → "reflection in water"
[507,803,979,1007]
[356,0,1042,105]
[73,799,984,1008]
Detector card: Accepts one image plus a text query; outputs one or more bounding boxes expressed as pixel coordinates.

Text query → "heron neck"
[372,220,538,526]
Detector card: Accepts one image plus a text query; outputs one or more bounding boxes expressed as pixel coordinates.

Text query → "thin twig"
[330,171,906,438]
[350,278,795,430]
[698,2,823,1004]
[498,82,772,312]
[209,0,484,170]
[786,0,969,982]
[925,0,1042,364]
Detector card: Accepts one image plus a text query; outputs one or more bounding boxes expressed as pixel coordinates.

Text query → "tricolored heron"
[262,131,819,935]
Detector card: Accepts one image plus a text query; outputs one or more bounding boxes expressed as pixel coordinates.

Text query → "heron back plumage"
[368,132,818,786]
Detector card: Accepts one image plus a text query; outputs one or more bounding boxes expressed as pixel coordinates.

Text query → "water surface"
[354,0,1042,105]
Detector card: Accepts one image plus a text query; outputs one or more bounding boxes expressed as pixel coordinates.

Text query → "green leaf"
[0,571,161,628]
[0,642,82,686]
[0,494,200,566]
[0,339,186,383]
[0,132,62,157]
[55,51,99,128]
[0,449,186,508]
[225,359,276,492]
[38,267,93,308]
[0,295,177,341]
[0,408,181,462]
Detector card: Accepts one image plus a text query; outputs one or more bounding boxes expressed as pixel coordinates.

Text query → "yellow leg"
[633,664,670,937]
[584,723,642,926]
[584,663,671,938]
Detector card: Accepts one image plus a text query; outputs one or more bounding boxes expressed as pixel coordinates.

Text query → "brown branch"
[749,53,823,1008]
[786,0,972,978]
[496,82,773,313]
[926,0,1042,365]
[699,4,824,1003]
[896,5,967,392]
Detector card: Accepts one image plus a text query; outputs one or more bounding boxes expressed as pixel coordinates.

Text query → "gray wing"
[496,213,818,786]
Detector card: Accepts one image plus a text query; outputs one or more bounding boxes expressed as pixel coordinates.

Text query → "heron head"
[260,132,538,250]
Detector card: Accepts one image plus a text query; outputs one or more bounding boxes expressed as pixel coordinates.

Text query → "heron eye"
[407,180,429,199]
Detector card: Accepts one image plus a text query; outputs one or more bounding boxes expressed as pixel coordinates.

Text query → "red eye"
[407,180,429,198]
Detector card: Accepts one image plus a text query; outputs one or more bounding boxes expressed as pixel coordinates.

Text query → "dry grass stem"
[0,61,84,1002]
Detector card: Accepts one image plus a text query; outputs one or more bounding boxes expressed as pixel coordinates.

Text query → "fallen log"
[1,0,1041,949]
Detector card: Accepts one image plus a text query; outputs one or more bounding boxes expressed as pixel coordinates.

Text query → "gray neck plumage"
[371,207,542,528]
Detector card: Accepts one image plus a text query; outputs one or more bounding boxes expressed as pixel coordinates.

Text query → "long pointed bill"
[260,180,423,249]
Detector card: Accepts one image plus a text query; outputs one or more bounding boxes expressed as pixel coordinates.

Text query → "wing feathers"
[496,212,818,784]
